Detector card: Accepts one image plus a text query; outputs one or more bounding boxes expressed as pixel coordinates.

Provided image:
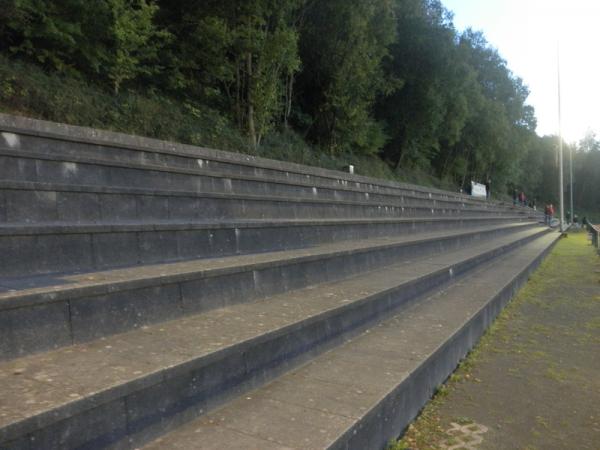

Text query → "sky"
[441,0,600,143]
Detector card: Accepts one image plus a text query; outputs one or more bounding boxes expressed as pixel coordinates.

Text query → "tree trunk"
[246,53,257,149]
[284,73,294,128]
[394,151,404,171]
[329,121,336,156]
[461,148,472,189]
[394,136,408,171]
[440,146,456,179]
[235,58,242,130]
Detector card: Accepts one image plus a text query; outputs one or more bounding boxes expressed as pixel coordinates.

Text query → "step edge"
[327,231,561,449]
[0,223,542,310]
[0,228,552,444]
[0,114,486,202]
[0,216,532,237]
[0,179,514,214]
[1,146,497,208]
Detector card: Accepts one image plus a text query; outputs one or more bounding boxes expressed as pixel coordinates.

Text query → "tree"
[4,0,599,218]
[0,0,111,76]
[106,0,168,93]
[379,0,470,172]
[446,30,534,190]
[574,132,600,213]
[233,1,301,147]
[156,0,301,147]
[296,0,396,155]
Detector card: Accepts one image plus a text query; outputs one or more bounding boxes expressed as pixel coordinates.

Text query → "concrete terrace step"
[0,227,553,449]
[0,222,538,360]
[0,148,501,210]
[0,114,483,205]
[1,118,538,225]
[0,180,524,225]
[141,231,560,450]
[0,114,552,450]
[0,215,533,278]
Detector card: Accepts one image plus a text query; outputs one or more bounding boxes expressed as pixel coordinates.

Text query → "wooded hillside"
[1,0,598,215]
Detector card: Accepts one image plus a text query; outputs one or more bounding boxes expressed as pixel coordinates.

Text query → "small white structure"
[470,181,487,198]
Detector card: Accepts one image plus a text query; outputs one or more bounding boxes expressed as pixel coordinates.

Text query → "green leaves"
[1,0,580,205]
[107,0,169,93]
[1,0,169,91]
[375,2,541,192]
[297,0,396,155]
[160,1,302,147]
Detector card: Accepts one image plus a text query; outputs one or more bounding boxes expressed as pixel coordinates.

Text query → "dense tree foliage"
[0,0,596,213]
[572,132,600,218]
[296,0,395,155]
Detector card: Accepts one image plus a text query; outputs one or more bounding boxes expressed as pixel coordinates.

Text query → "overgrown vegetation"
[0,0,599,210]
[1,53,449,186]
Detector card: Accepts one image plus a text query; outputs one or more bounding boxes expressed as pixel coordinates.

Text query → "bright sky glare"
[442,0,600,143]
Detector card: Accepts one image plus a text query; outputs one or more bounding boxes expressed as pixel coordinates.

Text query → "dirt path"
[390,231,600,450]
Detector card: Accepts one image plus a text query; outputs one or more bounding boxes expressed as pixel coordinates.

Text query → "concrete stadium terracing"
[0,114,560,449]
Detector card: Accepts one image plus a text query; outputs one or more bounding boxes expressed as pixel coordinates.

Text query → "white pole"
[557,44,565,232]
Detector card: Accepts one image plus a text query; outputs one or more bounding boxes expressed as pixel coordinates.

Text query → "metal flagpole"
[557,44,565,232]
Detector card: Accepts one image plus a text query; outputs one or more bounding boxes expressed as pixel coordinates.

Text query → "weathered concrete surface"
[0,180,518,225]
[0,153,495,209]
[0,113,487,204]
[0,224,540,360]
[0,230,553,449]
[0,115,550,450]
[0,215,530,278]
[0,114,541,230]
[141,233,559,450]
[394,231,600,450]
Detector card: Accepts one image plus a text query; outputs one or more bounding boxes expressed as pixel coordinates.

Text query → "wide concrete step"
[0,215,533,278]
[0,227,552,449]
[0,150,505,211]
[0,180,524,225]
[1,115,540,225]
[141,231,560,450]
[0,114,485,206]
[0,223,537,360]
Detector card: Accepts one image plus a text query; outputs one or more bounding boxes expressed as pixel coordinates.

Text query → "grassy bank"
[0,55,456,191]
